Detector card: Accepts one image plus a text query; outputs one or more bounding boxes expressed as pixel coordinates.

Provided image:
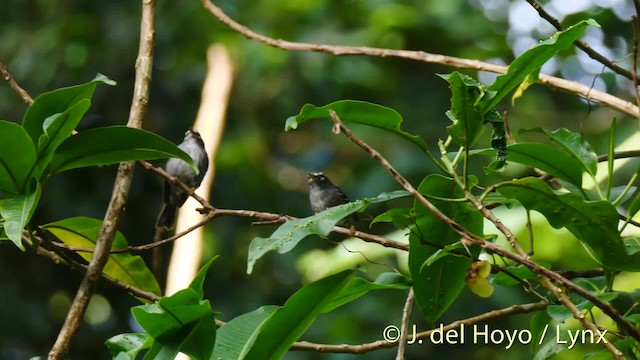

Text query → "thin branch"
[48,1,156,358]
[526,0,637,84]
[327,111,640,344]
[540,277,623,359]
[0,60,34,104]
[291,301,548,353]
[396,289,414,360]
[30,240,161,302]
[632,13,640,120]
[201,0,640,119]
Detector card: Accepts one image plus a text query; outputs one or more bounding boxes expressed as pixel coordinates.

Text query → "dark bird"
[307,172,370,223]
[156,129,209,229]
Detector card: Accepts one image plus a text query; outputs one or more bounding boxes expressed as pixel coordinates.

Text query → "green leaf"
[189,256,219,299]
[623,237,640,256]
[22,74,115,145]
[132,289,212,338]
[213,306,279,360]
[42,217,161,296]
[50,126,197,174]
[409,174,482,323]
[479,143,585,187]
[0,182,41,250]
[420,242,466,270]
[520,128,598,176]
[105,333,152,360]
[497,177,640,271]
[371,207,413,229]
[245,270,353,360]
[31,99,92,179]
[246,190,409,274]
[323,273,412,313]
[0,121,37,194]
[128,287,216,360]
[479,19,598,113]
[438,72,485,147]
[285,100,429,154]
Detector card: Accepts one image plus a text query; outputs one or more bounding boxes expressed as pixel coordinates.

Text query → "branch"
[396,289,414,360]
[526,0,637,84]
[48,1,156,358]
[201,0,640,119]
[291,301,548,353]
[0,60,34,104]
[327,111,640,345]
[540,277,623,359]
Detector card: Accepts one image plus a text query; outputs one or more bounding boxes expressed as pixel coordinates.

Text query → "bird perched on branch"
[156,129,209,229]
[307,172,371,224]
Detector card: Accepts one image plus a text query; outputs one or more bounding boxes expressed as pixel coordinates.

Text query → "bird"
[156,129,209,229]
[307,172,370,224]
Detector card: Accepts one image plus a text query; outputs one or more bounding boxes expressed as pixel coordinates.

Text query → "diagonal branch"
[526,0,637,85]
[0,60,34,104]
[48,1,157,358]
[201,0,639,119]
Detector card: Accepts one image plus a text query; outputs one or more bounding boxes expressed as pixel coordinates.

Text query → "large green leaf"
[409,174,482,323]
[0,182,41,250]
[246,190,409,274]
[478,143,585,187]
[131,289,215,360]
[479,19,598,113]
[49,126,196,174]
[285,100,429,154]
[42,217,161,296]
[438,72,485,147]
[245,270,353,360]
[497,177,640,271]
[213,306,279,360]
[22,74,115,145]
[0,121,37,194]
[520,128,598,176]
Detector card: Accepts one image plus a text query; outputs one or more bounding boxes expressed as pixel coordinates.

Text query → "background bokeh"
[1,0,638,359]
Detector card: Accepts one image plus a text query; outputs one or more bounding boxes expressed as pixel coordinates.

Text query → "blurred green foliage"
[1,0,638,359]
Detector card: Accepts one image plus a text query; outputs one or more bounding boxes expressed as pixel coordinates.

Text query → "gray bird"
[308,172,370,223]
[156,129,209,229]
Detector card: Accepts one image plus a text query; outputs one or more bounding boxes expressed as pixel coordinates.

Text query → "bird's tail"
[156,203,177,229]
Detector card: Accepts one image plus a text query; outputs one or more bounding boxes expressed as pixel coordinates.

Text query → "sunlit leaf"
[42,217,161,296]
[246,190,409,274]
